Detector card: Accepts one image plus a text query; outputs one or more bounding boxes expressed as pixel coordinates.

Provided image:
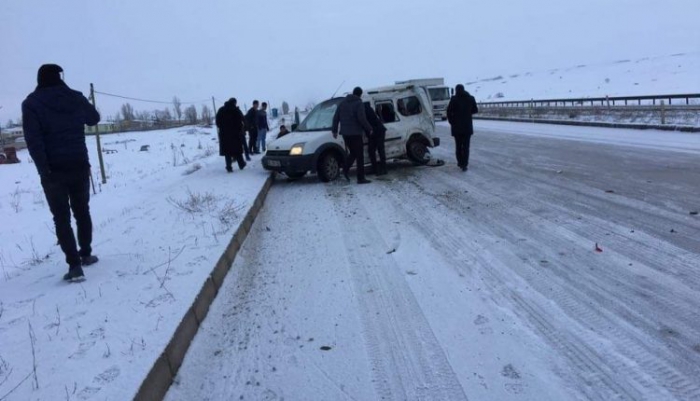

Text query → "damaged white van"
[262,84,439,181]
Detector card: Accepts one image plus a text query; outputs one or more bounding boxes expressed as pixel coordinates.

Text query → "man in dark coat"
[216,98,246,172]
[332,87,373,184]
[22,64,100,282]
[245,100,259,154]
[447,84,479,171]
[364,102,387,176]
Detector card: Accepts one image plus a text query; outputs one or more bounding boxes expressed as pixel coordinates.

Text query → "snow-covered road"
[166,122,700,400]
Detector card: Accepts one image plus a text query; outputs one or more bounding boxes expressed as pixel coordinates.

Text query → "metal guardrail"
[479,94,700,108]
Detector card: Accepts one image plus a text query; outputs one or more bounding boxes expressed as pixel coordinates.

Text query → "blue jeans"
[257,128,267,152]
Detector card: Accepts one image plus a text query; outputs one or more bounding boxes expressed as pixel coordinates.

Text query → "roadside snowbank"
[0,126,270,400]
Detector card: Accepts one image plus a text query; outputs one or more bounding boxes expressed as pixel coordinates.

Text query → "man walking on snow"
[332,87,373,184]
[22,64,101,282]
[447,84,479,171]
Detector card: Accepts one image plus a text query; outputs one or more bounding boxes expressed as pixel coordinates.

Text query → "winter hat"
[352,87,363,96]
[37,64,64,88]
[455,84,466,95]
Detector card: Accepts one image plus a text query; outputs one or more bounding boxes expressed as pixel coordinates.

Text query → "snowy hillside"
[467,52,700,101]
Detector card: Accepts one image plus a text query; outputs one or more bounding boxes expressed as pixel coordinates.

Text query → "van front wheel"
[317,151,342,182]
[407,137,429,165]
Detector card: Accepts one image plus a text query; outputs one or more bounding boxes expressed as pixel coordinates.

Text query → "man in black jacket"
[446,84,479,171]
[216,98,247,172]
[364,103,387,176]
[245,100,259,154]
[22,64,100,282]
[332,87,373,184]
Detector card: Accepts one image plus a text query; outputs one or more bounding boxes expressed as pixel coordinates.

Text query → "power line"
[94,90,210,105]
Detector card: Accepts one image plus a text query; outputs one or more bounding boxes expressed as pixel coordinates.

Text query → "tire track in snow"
[411,135,700,399]
[326,184,468,401]
[381,180,656,400]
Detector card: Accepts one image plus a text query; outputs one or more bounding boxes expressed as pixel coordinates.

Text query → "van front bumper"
[262,154,315,174]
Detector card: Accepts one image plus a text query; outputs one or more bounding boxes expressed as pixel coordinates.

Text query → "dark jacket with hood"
[332,94,372,137]
[22,80,100,177]
[216,100,245,156]
[446,87,479,137]
[364,103,387,136]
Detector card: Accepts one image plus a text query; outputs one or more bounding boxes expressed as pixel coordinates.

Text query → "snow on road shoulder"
[465,120,700,154]
[0,126,269,400]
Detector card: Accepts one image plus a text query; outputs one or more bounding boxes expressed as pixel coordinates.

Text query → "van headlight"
[289,143,305,156]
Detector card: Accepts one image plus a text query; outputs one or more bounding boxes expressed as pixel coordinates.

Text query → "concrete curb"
[474,116,700,133]
[133,173,275,401]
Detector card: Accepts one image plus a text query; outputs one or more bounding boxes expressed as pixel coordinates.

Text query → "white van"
[262,84,439,181]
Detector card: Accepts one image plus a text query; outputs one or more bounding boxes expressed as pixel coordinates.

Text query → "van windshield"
[296,98,344,132]
[428,87,450,101]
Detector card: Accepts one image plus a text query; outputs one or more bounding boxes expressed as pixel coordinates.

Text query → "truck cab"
[262,84,439,182]
[395,78,451,120]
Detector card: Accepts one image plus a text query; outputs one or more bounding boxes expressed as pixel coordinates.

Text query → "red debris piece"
[595,243,603,253]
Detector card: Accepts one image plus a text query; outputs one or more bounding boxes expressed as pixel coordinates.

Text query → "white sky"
[1,0,698,122]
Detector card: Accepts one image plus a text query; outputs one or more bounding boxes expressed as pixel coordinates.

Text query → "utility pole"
[212,96,217,114]
[89,84,107,184]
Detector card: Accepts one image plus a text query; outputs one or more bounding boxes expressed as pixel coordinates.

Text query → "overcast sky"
[1,0,698,123]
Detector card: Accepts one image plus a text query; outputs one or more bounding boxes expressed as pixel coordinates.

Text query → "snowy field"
[469,52,700,101]
[0,126,270,400]
[166,122,700,400]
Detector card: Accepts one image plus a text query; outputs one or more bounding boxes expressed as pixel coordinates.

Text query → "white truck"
[395,78,451,120]
[262,84,438,182]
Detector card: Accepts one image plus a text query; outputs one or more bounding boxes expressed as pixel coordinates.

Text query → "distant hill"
[466,52,700,101]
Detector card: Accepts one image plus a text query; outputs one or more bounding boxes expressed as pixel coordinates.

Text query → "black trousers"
[368,131,386,171]
[454,134,473,167]
[248,129,258,153]
[41,169,93,267]
[343,135,366,182]
[225,154,246,170]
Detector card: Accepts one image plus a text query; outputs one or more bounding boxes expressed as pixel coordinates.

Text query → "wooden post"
[660,100,666,125]
[89,83,107,184]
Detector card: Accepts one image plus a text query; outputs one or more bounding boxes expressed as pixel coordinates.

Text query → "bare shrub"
[202,146,216,157]
[167,189,218,214]
[217,199,245,231]
[10,187,21,213]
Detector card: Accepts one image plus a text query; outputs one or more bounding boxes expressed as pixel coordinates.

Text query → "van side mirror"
[291,123,298,131]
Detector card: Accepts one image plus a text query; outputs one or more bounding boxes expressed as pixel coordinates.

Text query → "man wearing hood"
[22,64,101,282]
[332,87,373,184]
[216,98,247,173]
[447,84,479,171]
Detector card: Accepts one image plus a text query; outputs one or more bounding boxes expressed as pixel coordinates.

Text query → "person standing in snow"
[332,87,373,184]
[364,102,387,176]
[216,98,247,173]
[245,100,259,154]
[22,64,100,282]
[446,84,479,171]
[257,102,270,153]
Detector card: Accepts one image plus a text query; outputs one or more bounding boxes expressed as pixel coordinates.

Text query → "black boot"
[63,266,86,282]
[81,255,99,266]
